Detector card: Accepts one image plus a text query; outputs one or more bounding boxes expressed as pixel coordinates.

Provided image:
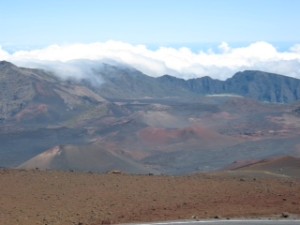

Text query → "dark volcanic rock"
[156,70,300,103]
[224,70,300,103]
[187,76,225,94]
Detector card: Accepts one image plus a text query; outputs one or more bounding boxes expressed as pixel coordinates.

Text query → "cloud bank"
[1,40,300,80]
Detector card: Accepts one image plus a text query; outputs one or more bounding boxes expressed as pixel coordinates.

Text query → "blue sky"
[1,0,299,49]
[1,0,300,80]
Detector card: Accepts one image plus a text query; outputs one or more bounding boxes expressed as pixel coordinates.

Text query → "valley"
[1,61,300,174]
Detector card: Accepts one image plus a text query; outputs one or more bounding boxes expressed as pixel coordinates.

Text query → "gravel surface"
[0,169,299,225]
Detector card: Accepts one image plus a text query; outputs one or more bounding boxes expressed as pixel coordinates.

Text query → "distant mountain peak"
[0,60,16,69]
[159,74,185,80]
[232,70,287,79]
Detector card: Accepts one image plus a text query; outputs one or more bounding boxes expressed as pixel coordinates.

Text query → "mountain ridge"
[155,70,300,103]
[77,60,300,103]
[2,60,300,103]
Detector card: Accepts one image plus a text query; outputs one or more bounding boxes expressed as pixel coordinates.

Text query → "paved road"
[125,220,300,225]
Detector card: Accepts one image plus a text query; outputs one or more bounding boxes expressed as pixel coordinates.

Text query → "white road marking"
[121,220,300,225]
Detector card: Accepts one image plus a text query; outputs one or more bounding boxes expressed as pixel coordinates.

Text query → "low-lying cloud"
[1,40,300,80]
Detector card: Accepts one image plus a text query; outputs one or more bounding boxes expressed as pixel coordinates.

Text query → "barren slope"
[18,144,157,174]
[230,156,300,178]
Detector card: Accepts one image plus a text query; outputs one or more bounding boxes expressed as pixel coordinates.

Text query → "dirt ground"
[0,169,299,225]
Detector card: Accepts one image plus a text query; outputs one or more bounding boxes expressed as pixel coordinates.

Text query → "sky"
[1,0,300,79]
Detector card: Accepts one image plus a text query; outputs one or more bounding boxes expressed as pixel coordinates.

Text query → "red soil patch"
[15,104,48,121]
[0,169,299,225]
[138,126,229,145]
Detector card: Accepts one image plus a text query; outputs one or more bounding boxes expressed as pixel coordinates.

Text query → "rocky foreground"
[0,169,299,225]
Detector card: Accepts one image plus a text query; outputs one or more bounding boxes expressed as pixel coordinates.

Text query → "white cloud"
[218,42,231,53]
[1,40,300,80]
[291,44,300,53]
[0,46,9,59]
